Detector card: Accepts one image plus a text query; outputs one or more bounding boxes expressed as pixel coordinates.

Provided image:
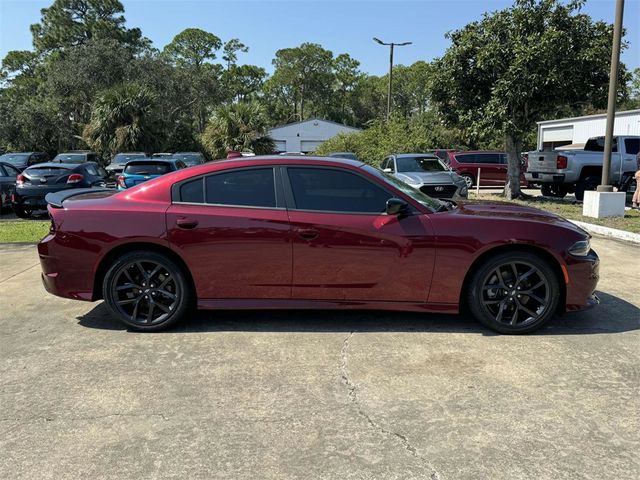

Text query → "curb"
[569,220,640,245]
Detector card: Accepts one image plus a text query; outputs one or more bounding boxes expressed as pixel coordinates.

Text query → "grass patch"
[0,220,50,243]
[470,192,640,234]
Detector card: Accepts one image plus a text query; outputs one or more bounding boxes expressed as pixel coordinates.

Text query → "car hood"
[451,200,588,233]
[396,171,462,185]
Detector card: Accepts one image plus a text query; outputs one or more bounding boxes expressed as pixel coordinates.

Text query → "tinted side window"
[180,178,205,203]
[287,167,391,213]
[454,154,475,164]
[205,168,276,208]
[0,166,6,176]
[476,153,501,164]
[624,138,640,155]
[85,165,98,175]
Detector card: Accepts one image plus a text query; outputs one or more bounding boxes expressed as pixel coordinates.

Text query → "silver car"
[381,153,468,199]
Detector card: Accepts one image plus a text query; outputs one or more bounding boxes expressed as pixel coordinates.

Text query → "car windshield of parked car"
[174,154,202,166]
[124,162,173,175]
[0,153,30,165]
[113,153,146,164]
[362,165,447,212]
[53,154,85,163]
[396,156,447,173]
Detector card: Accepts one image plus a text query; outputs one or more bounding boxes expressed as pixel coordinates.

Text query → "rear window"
[584,137,618,153]
[53,154,86,163]
[124,162,172,175]
[26,167,72,176]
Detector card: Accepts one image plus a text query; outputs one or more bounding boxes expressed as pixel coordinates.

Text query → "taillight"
[67,173,84,184]
[117,175,126,188]
[556,155,568,169]
[16,174,25,185]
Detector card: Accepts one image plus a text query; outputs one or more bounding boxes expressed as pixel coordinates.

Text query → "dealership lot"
[0,237,638,480]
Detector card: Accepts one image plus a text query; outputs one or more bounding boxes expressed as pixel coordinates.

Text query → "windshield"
[174,154,202,165]
[362,164,447,212]
[396,156,447,173]
[124,162,172,175]
[112,153,146,164]
[53,154,85,163]
[0,153,30,165]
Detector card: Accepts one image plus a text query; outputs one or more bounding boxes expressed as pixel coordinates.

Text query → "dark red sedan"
[38,156,599,334]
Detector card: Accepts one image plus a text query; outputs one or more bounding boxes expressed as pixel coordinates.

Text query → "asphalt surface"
[0,237,638,480]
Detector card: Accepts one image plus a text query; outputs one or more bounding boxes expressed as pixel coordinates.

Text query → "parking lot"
[0,236,638,480]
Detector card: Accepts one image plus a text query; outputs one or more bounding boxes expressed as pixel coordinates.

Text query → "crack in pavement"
[340,331,442,480]
[0,262,39,285]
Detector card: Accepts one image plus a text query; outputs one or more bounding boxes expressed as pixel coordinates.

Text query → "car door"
[166,166,292,300]
[475,153,502,185]
[0,164,19,207]
[284,166,436,302]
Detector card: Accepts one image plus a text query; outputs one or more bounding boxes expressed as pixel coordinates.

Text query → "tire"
[103,251,193,332]
[540,183,567,198]
[575,175,599,201]
[461,174,474,188]
[13,206,33,218]
[466,251,560,334]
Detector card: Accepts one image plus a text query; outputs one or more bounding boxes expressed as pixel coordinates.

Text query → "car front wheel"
[461,174,474,188]
[467,252,560,334]
[103,251,192,331]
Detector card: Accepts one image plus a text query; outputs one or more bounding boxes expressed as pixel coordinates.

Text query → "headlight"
[568,239,591,256]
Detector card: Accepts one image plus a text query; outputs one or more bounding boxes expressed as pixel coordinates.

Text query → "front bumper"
[564,249,600,313]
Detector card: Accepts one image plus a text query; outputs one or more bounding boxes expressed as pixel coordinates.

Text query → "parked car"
[117,159,186,190]
[381,153,468,199]
[525,136,640,200]
[329,152,359,160]
[52,151,102,165]
[40,155,599,335]
[12,162,109,218]
[106,152,148,174]
[446,151,526,188]
[0,162,21,212]
[0,152,50,171]
[173,152,206,166]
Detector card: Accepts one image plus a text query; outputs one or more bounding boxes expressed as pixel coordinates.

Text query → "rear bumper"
[525,172,566,183]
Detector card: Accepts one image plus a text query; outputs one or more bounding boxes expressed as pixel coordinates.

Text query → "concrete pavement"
[0,238,638,479]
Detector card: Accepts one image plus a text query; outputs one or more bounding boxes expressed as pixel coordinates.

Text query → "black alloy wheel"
[467,252,560,334]
[103,251,192,331]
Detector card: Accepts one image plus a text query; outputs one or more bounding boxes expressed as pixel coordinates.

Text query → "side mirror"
[386,198,408,216]
[383,168,393,173]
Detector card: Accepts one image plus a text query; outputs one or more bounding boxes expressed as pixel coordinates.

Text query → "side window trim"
[171,166,285,209]
[281,165,395,215]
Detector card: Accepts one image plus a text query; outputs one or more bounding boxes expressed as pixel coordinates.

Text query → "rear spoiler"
[45,188,115,208]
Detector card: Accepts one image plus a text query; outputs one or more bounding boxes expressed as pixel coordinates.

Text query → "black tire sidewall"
[467,251,560,334]
[462,174,474,188]
[575,175,599,201]
[102,251,192,332]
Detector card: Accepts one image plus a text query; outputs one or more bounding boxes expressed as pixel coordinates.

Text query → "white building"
[268,118,361,153]
[537,109,640,150]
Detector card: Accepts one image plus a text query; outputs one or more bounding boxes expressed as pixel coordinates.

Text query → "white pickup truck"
[525,135,639,200]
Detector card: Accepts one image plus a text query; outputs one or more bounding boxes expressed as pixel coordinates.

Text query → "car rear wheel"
[467,252,560,334]
[13,206,33,218]
[103,251,192,331]
[461,174,474,188]
[540,183,568,198]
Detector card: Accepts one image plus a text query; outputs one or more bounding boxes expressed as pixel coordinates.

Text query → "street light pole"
[373,37,412,120]
[598,0,625,192]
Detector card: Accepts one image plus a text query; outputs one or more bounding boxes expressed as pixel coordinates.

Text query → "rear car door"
[166,167,292,299]
[284,166,435,302]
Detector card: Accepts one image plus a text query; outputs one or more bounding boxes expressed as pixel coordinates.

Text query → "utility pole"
[373,38,412,120]
[598,0,625,192]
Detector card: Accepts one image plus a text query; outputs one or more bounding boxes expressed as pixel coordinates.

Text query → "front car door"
[283,166,435,303]
[166,167,292,300]
[0,164,19,208]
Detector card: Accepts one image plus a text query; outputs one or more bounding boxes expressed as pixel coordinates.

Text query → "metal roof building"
[537,109,640,150]
[268,118,361,153]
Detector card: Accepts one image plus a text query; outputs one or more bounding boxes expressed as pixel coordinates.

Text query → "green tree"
[222,38,249,69]
[269,43,335,121]
[200,102,274,158]
[223,64,267,103]
[430,0,628,198]
[30,0,146,52]
[332,53,362,124]
[83,83,160,158]
[163,28,222,67]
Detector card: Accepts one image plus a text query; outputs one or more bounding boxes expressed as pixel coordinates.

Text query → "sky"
[1,0,639,76]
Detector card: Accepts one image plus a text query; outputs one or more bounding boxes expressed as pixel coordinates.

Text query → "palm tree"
[200,102,274,159]
[83,83,160,157]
